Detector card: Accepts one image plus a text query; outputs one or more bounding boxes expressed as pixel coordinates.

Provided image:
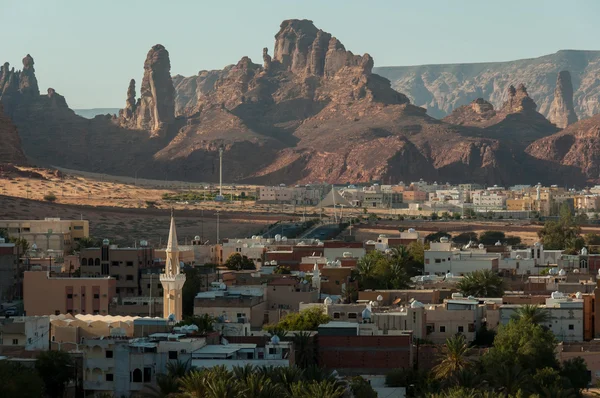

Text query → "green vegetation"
[175,314,216,334]
[43,192,57,202]
[478,230,521,246]
[538,203,584,253]
[452,232,478,245]
[457,269,505,297]
[510,304,550,324]
[355,248,416,290]
[264,307,331,332]
[0,361,45,397]
[425,231,451,243]
[224,253,255,271]
[162,191,256,202]
[142,363,348,398]
[388,318,590,397]
[35,350,75,398]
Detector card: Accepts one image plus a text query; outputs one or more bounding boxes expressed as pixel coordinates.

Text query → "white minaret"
[160,210,186,321]
[312,263,321,292]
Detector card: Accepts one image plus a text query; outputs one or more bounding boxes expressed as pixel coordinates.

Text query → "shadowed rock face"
[0,102,27,164]
[118,44,175,137]
[548,71,578,128]
[2,20,599,186]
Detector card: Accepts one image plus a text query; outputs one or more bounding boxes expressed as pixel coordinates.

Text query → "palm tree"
[166,359,190,378]
[457,269,505,297]
[487,364,529,397]
[357,254,377,280]
[139,373,180,398]
[240,373,284,398]
[510,305,550,325]
[432,335,472,380]
[289,380,346,398]
[178,369,209,398]
[292,331,315,369]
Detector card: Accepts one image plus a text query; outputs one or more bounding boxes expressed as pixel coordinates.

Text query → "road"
[301,223,343,240]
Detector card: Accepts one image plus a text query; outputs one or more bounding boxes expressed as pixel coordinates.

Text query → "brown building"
[266,278,319,324]
[79,242,156,297]
[0,240,17,301]
[317,322,413,374]
[24,271,116,316]
[320,267,357,296]
[194,287,267,328]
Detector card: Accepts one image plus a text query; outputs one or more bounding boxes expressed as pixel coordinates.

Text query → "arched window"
[81,258,88,266]
[88,258,94,267]
[95,258,100,266]
[132,368,143,383]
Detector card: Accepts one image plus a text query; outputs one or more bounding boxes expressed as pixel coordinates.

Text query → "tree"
[176,314,215,334]
[0,361,44,398]
[453,232,478,246]
[350,376,377,398]
[224,253,255,271]
[268,307,331,331]
[479,231,506,245]
[73,236,101,252]
[426,231,451,243]
[341,285,358,303]
[560,356,590,394]
[457,269,505,297]
[584,233,600,246]
[35,350,75,398]
[505,236,522,246]
[182,266,204,317]
[486,363,529,397]
[483,319,558,374]
[431,212,439,220]
[44,192,57,202]
[407,241,426,274]
[9,236,29,254]
[432,334,472,381]
[538,203,583,252]
[274,265,292,274]
[510,304,550,325]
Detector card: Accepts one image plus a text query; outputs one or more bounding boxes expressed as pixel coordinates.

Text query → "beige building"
[160,214,186,321]
[0,218,89,256]
[0,316,49,351]
[194,286,266,328]
[424,298,485,344]
[266,278,319,324]
[24,271,116,316]
[50,314,136,350]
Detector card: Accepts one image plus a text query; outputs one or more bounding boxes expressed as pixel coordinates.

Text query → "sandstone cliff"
[548,70,578,128]
[375,50,600,119]
[0,20,593,186]
[118,44,175,137]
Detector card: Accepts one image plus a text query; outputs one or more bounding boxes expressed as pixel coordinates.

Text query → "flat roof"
[194,344,256,355]
[319,321,359,329]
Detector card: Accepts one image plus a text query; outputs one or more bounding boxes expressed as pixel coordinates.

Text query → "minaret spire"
[160,209,186,321]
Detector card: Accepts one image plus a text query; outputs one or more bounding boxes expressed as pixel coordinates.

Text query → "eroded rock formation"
[0,102,27,164]
[119,44,175,136]
[548,70,578,128]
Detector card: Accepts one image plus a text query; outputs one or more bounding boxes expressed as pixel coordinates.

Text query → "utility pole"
[216,211,220,243]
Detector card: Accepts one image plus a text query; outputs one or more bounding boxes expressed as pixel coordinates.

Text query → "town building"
[0,218,89,256]
[0,316,49,351]
[0,238,17,301]
[194,285,266,328]
[23,271,116,316]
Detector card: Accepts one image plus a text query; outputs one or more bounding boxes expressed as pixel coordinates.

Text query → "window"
[147,284,150,288]
[67,309,73,315]
[348,312,358,319]
[435,259,441,263]
[168,351,178,360]
[236,313,245,318]
[569,324,574,330]
[426,324,434,334]
[126,275,134,281]
[111,261,119,266]
[333,312,340,319]
[67,293,73,299]
[106,373,114,382]
[93,294,100,299]
[246,352,254,359]
[144,367,152,382]
[126,261,134,267]
[12,339,18,345]
[106,350,113,358]
[268,347,276,355]
[112,275,119,280]
[55,310,60,315]
[439,326,446,333]
[132,368,143,383]
[457,326,464,333]
[468,323,476,333]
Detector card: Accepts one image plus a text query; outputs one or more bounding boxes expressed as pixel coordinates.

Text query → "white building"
[0,316,50,351]
[471,191,506,210]
[499,293,584,342]
[424,240,499,276]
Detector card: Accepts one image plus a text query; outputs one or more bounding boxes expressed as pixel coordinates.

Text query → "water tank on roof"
[275,234,282,242]
[576,292,583,299]
[446,273,454,279]
[362,307,371,319]
[242,243,248,248]
[102,239,110,246]
[451,293,463,299]
[478,244,484,249]
[558,269,566,276]
[335,260,342,267]
[551,291,564,299]
[495,240,502,246]
[270,260,277,266]
[343,252,352,258]
[270,335,280,344]
[376,295,383,302]
[195,236,201,241]
[282,236,287,241]
[366,240,376,245]
[516,255,522,260]
[379,234,387,239]
[440,237,449,243]
[324,297,333,305]
[534,241,541,247]
[408,228,416,233]
[410,301,424,308]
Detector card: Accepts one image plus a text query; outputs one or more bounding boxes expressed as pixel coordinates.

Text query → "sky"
[2,0,599,109]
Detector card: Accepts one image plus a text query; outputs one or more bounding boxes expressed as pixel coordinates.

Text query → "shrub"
[43,193,57,202]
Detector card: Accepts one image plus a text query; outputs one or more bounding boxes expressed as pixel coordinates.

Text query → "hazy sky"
[3,0,599,108]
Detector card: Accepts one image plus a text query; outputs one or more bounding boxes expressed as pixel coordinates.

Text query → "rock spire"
[548,70,578,128]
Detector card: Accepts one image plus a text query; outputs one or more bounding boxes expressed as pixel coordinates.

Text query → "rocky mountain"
[73,108,120,119]
[1,20,598,186]
[375,50,600,120]
[0,102,27,164]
